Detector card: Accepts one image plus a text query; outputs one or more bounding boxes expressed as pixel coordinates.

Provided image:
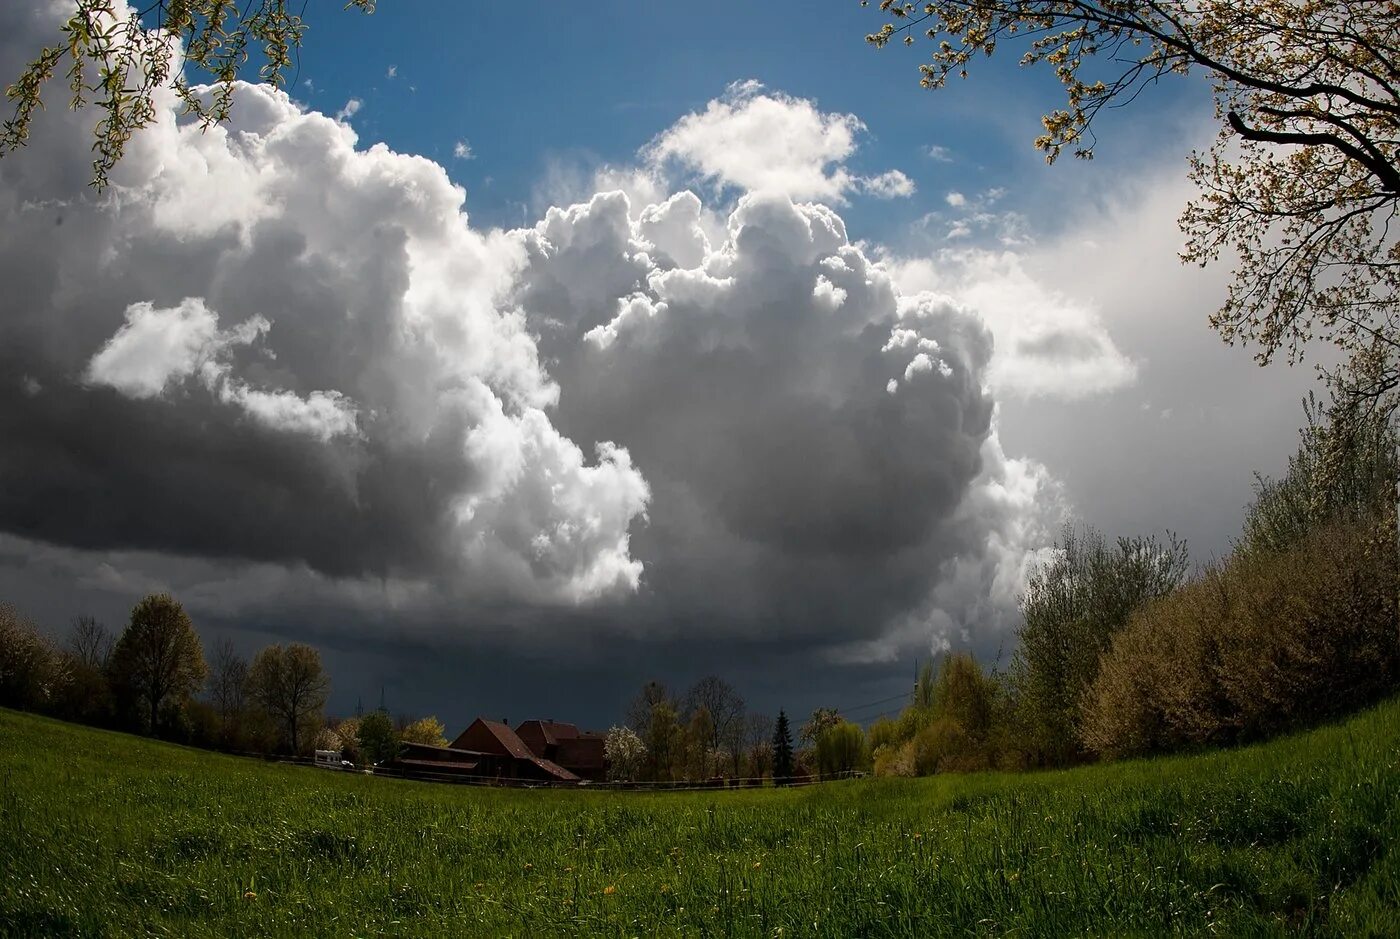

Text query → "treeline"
[603,680,862,784]
[863,393,1400,776]
[0,594,448,764]
[605,676,779,783]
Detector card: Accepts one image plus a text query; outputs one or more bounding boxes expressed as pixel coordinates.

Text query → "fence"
[233,749,866,791]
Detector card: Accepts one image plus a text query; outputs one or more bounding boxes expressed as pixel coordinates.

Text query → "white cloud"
[85,298,226,399]
[861,169,916,199]
[644,80,908,203]
[335,97,362,121]
[889,251,1137,399]
[386,65,397,79]
[945,190,966,208]
[453,139,474,160]
[925,144,953,163]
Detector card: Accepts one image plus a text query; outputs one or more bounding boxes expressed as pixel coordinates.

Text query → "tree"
[0,604,68,711]
[244,642,329,755]
[683,676,745,775]
[208,637,248,737]
[332,715,362,764]
[643,698,682,781]
[867,1,1400,410]
[682,705,717,779]
[814,720,868,779]
[1239,392,1400,558]
[108,593,206,735]
[604,725,647,782]
[626,680,673,735]
[398,716,448,748]
[772,709,795,785]
[1011,525,1188,764]
[356,708,399,766]
[68,616,111,669]
[57,616,113,725]
[799,706,843,746]
[742,713,775,779]
[2,0,376,188]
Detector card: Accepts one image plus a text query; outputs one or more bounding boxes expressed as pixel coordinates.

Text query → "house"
[515,719,608,782]
[448,718,580,783]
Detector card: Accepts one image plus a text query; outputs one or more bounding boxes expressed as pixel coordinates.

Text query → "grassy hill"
[2,701,1398,938]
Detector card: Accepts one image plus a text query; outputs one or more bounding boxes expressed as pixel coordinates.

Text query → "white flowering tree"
[604,725,647,782]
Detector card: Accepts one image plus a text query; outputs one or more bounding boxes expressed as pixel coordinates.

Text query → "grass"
[2,702,1398,937]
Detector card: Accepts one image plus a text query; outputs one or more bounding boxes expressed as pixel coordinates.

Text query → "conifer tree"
[772,709,795,786]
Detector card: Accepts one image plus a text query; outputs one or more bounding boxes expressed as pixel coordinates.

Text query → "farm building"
[449,718,581,783]
[515,720,608,782]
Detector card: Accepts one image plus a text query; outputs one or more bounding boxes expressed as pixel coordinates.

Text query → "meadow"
[2,701,1398,938]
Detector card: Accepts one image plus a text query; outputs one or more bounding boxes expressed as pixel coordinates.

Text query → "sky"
[0,0,1324,732]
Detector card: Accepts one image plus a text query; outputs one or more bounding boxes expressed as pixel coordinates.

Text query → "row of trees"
[864,392,1400,776]
[601,678,861,784]
[0,593,451,764]
[611,676,778,782]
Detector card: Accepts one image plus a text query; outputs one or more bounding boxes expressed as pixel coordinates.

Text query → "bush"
[1082,520,1399,758]
[869,653,1015,777]
[1011,525,1188,765]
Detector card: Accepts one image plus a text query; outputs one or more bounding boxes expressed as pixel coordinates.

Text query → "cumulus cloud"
[453,139,473,160]
[509,187,1062,652]
[0,0,647,605]
[335,97,362,121]
[644,81,912,203]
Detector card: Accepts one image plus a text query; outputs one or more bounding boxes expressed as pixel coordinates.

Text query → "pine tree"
[772,709,795,786]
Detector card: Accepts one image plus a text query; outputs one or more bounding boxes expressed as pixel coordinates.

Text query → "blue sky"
[292,1,1208,239]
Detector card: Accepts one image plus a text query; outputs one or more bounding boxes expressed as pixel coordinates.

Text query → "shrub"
[1082,520,1399,758]
[1011,525,1189,765]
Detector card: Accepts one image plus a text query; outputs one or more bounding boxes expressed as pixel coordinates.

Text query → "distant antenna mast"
[379,685,386,714]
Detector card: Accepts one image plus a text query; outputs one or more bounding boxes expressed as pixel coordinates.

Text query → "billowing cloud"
[0,1,647,605]
[508,187,1063,653]
[644,80,913,203]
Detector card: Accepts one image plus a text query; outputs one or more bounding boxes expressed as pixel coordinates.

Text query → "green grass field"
[2,702,1398,938]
